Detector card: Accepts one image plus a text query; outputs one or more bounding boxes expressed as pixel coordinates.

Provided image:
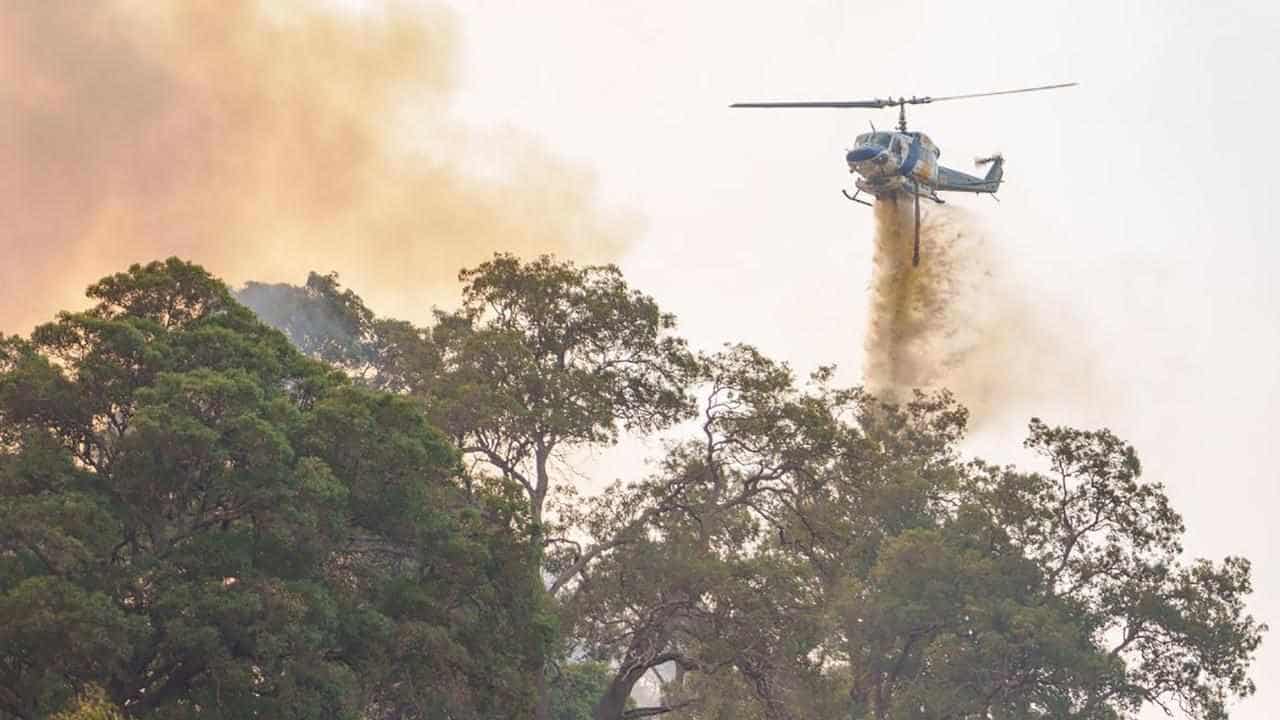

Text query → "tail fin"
[975,154,1004,186]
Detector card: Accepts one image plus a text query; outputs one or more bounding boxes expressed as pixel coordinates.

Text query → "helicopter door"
[905,135,939,187]
[890,135,908,166]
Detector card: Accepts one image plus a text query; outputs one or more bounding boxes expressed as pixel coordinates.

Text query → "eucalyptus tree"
[0,259,546,719]
[235,255,698,719]
[234,260,1264,720]
[427,254,697,528]
[562,360,1264,720]
[548,346,848,720]
[755,393,1264,720]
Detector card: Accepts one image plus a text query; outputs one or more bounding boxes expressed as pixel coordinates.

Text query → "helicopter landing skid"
[842,189,874,207]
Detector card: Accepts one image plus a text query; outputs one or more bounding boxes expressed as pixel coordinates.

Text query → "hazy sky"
[442,2,1280,716]
[7,1,1279,716]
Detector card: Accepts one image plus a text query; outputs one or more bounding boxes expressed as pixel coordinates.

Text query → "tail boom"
[934,156,1002,195]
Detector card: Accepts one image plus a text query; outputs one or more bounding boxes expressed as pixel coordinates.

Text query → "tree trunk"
[532,442,552,720]
[593,666,644,720]
[534,664,552,720]
[532,442,550,527]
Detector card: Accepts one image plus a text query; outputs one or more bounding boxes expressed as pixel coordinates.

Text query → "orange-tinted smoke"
[863,198,1098,426]
[2,1,635,334]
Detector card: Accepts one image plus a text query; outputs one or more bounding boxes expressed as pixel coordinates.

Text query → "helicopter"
[731,83,1077,266]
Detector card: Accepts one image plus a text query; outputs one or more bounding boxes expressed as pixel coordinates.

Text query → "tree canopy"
[3,256,1263,720]
[0,259,548,720]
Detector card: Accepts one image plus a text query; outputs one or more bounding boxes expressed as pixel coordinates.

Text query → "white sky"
[441,1,1279,717]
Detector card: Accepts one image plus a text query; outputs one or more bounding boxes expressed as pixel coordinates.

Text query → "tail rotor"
[975,153,1005,186]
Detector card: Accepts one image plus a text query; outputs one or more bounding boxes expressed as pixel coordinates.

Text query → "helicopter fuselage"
[847,131,939,197]
[846,130,1001,200]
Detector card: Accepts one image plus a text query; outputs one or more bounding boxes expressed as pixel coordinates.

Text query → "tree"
[431,254,698,720]
[236,272,439,394]
[236,271,377,373]
[0,259,547,719]
[246,256,697,720]
[560,355,1264,720]
[942,420,1264,719]
[237,261,1264,720]
[239,255,697,528]
[549,346,846,720]
[550,661,618,720]
[49,686,124,720]
[427,254,697,529]
[756,395,1265,720]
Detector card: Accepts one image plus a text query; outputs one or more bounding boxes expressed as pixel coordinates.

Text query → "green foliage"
[0,259,545,720]
[240,254,698,528]
[49,686,124,720]
[549,661,614,720]
[447,252,695,430]
[243,256,698,718]
[182,256,1264,720]
[552,345,1263,720]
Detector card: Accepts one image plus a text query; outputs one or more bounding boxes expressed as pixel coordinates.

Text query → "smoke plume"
[2,1,635,334]
[863,198,1097,426]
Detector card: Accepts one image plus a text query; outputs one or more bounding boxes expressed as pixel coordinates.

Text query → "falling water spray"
[863,198,1097,425]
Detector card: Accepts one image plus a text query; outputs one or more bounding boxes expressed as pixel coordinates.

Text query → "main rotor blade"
[927,82,1078,103]
[730,100,891,109]
[729,83,1076,109]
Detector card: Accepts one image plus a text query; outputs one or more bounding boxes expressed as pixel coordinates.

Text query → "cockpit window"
[855,132,893,148]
